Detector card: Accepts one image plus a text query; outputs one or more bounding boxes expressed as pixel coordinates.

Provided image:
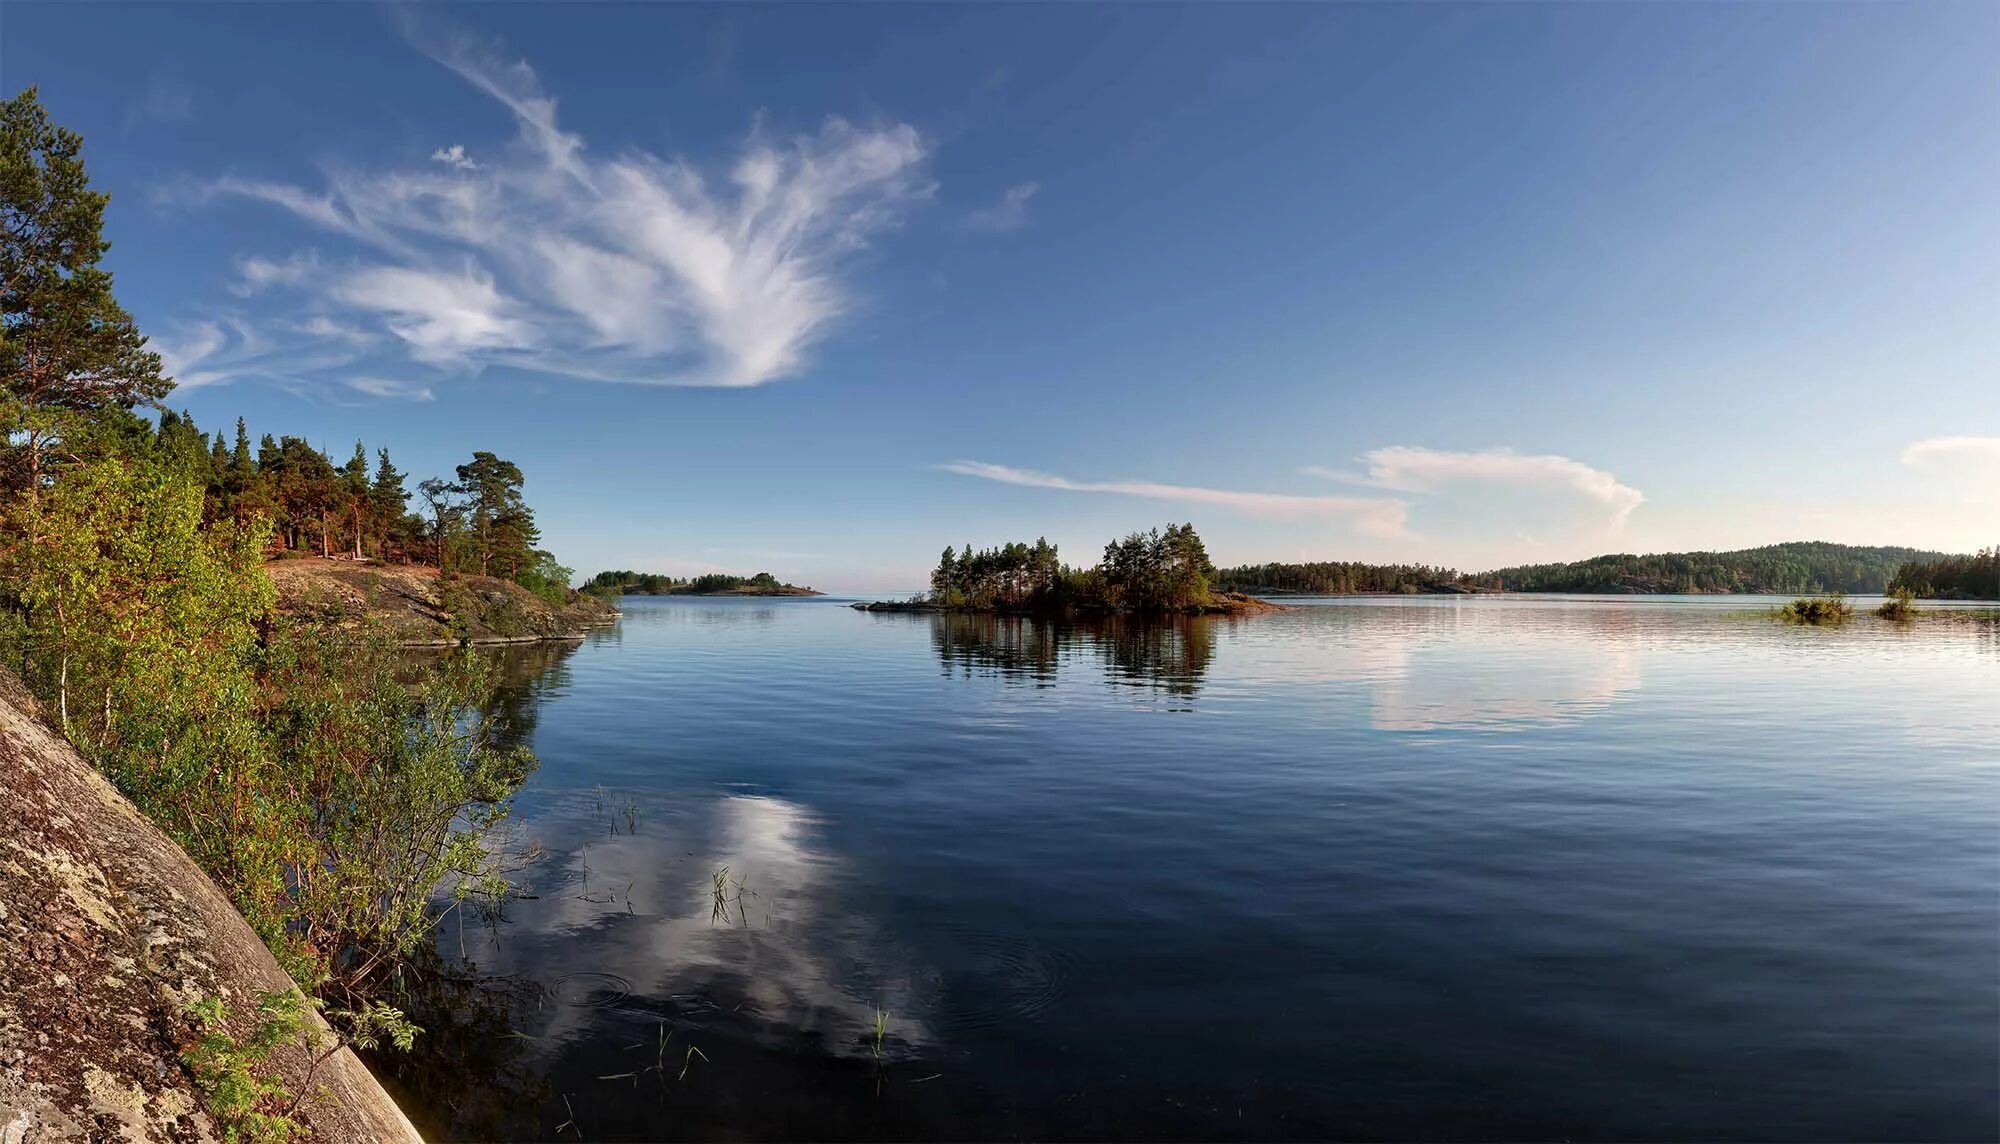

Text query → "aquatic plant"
[710,865,755,924]
[1775,594,1853,623]
[1876,587,1918,620]
[711,866,732,922]
[871,1007,890,1060]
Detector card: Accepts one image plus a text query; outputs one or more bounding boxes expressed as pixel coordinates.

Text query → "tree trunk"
[25,427,41,510]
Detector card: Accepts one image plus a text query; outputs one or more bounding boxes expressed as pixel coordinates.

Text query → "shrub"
[1776,594,1853,623]
[1,455,537,1002]
[1876,587,1917,620]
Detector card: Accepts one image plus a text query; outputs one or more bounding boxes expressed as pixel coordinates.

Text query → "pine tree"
[1,89,170,501]
[339,441,369,558]
[370,448,410,563]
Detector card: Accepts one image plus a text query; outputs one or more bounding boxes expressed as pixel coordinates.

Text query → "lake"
[383,595,1998,1142]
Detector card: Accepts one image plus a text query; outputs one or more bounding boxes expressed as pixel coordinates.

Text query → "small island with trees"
[582,570,822,597]
[857,523,1282,617]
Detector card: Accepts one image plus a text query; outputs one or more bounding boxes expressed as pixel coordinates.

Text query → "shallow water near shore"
[387,594,1998,1141]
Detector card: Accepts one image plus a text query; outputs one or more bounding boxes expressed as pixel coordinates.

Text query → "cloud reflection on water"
[472,791,933,1061]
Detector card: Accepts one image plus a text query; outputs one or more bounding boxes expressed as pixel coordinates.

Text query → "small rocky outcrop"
[0,674,422,1142]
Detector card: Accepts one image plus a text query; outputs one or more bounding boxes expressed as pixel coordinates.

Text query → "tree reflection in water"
[362,948,551,1143]
[374,637,586,1138]
[929,613,1216,705]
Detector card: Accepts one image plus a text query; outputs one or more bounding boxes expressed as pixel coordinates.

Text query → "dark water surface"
[388,596,1998,1142]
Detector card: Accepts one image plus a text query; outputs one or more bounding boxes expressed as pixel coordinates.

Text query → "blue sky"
[9,3,1996,591]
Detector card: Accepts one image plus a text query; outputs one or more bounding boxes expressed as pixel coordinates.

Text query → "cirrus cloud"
[937,460,1409,536]
[1307,446,1646,531]
[172,22,932,392]
[965,181,1038,232]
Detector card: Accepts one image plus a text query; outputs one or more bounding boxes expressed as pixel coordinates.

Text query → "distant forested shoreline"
[1217,542,1992,599]
[1888,549,1999,600]
[1466,542,1956,595]
[581,570,821,596]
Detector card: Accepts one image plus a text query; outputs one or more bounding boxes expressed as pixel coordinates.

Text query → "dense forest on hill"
[1213,560,1465,595]
[582,569,819,595]
[1214,542,1981,597]
[1889,549,1999,599]
[1465,542,1949,594]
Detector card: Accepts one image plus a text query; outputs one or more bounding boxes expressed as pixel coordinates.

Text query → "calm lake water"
[385,596,1998,1142]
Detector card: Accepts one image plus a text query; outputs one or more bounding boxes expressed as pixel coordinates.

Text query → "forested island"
[1216,542,1994,599]
[581,569,821,596]
[857,524,1281,617]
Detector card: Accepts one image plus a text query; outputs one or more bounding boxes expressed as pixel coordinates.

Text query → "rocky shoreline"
[268,557,618,646]
[0,673,421,1143]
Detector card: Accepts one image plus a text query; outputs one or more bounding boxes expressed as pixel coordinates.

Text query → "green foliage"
[258,626,536,993]
[928,537,1066,609]
[1889,548,1998,600]
[182,990,306,1143]
[454,451,539,579]
[514,550,575,606]
[1876,587,1918,620]
[923,524,1215,613]
[0,452,540,998]
[0,98,548,1112]
[1,88,170,497]
[181,991,425,1142]
[329,1001,422,1054]
[4,452,272,735]
[1775,594,1854,624]
[1100,524,1212,611]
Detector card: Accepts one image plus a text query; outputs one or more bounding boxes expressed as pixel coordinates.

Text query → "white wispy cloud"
[183,24,931,391]
[286,315,379,345]
[965,181,1038,232]
[154,314,366,393]
[430,144,480,171]
[1901,435,2000,501]
[1900,435,2000,467]
[1309,446,1646,530]
[938,460,1409,536]
[343,376,436,402]
[332,264,533,366]
[154,321,231,388]
[229,250,321,296]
